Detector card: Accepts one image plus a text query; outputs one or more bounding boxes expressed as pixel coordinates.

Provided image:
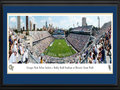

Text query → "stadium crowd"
[66,33,90,52]
[82,25,112,64]
[9,29,29,64]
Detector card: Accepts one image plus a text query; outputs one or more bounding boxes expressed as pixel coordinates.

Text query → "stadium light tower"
[98,16,100,29]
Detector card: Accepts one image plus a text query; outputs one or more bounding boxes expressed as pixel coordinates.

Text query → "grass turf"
[44,39,76,58]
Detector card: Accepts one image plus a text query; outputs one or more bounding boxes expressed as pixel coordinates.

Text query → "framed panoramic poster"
[0,0,120,89]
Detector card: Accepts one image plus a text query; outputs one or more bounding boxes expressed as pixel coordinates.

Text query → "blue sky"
[9,15,112,29]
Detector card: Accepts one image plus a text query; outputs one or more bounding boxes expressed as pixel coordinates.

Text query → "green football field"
[44,39,76,58]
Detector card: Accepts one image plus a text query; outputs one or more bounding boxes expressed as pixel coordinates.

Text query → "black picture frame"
[0,0,120,89]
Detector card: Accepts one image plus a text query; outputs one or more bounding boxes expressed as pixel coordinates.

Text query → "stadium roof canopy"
[71,25,93,32]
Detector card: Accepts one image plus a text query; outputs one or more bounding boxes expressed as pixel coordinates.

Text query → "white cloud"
[19,19,25,28]
[48,17,52,21]
[25,15,112,29]
[67,16,82,28]
[40,20,46,23]
[20,19,23,23]
[21,23,25,28]
[29,16,37,24]
[100,16,111,28]
[10,17,16,23]
[102,16,111,21]
[87,17,98,27]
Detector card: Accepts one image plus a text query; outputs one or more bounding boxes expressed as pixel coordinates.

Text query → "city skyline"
[9,15,112,29]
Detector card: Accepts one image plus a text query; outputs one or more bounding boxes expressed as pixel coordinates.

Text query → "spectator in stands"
[79,55,82,63]
[97,52,102,63]
[38,55,41,63]
[9,51,17,64]
[19,44,24,55]
[40,56,43,64]
[92,54,96,64]
[23,48,29,64]
[101,46,106,63]
[93,46,97,57]
[13,43,18,52]
[88,52,92,63]
[9,36,13,46]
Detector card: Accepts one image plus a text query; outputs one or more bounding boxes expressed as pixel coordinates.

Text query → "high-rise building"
[23,27,25,31]
[26,16,28,30]
[73,24,75,28]
[77,22,79,26]
[82,17,87,26]
[98,16,100,29]
[33,24,36,31]
[17,16,21,31]
[30,21,32,30]
[45,21,48,28]
[14,25,16,30]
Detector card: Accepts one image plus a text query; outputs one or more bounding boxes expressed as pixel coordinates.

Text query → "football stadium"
[8,16,112,64]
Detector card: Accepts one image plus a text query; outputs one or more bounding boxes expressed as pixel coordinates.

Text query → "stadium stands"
[29,31,51,42]
[66,33,90,52]
[29,31,54,57]
[32,37,54,57]
[81,22,112,64]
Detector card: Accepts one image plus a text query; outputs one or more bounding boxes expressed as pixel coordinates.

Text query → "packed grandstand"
[8,21,112,64]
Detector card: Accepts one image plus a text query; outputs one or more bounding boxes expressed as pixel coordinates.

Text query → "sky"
[9,14,112,29]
